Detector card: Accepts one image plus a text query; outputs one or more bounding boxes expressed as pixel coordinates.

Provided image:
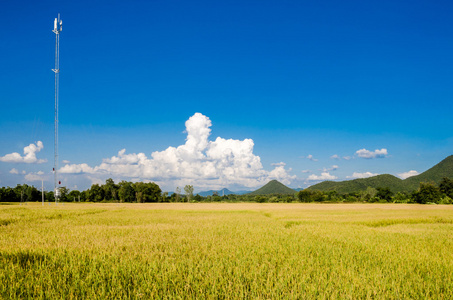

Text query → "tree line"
[298,178,453,204]
[0,179,159,203]
[1,178,452,204]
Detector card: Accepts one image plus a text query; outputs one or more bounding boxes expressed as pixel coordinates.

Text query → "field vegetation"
[1,203,453,298]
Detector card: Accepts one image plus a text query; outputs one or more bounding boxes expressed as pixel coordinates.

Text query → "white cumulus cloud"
[330,154,340,160]
[0,141,47,164]
[268,164,296,185]
[24,171,44,182]
[355,148,388,159]
[9,168,19,174]
[59,113,295,190]
[307,172,337,181]
[347,172,379,179]
[397,170,419,179]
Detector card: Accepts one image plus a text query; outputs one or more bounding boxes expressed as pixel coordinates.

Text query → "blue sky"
[1,0,452,193]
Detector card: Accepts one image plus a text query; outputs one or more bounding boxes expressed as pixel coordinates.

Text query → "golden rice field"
[1,202,453,299]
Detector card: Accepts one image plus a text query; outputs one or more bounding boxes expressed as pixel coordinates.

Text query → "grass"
[1,202,453,299]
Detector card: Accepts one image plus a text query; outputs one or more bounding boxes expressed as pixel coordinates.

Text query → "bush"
[376,187,393,202]
[254,196,266,203]
[439,196,453,204]
[412,182,441,204]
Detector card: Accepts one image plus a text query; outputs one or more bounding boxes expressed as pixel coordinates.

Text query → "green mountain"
[307,155,453,194]
[249,180,296,195]
[404,155,453,190]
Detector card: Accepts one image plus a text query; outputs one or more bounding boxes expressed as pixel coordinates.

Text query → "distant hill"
[248,180,296,195]
[308,155,453,194]
[307,174,406,194]
[404,155,453,190]
[197,188,249,197]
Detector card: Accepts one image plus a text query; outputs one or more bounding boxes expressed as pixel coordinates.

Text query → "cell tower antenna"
[52,13,62,204]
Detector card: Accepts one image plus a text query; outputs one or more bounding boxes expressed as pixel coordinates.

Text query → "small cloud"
[330,154,340,160]
[24,172,44,182]
[301,170,311,173]
[0,141,47,164]
[347,172,379,179]
[397,170,419,179]
[355,148,388,159]
[307,172,337,181]
[21,170,26,175]
[9,168,19,174]
[306,154,318,162]
[62,160,70,164]
[326,165,338,171]
[60,163,96,174]
[343,156,352,160]
[322,165,339,172]
[271,162,286,167]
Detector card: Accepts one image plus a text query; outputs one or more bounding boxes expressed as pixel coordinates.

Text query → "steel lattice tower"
[52,14,62,204]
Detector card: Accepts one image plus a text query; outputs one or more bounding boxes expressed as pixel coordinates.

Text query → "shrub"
[412,182,441,204]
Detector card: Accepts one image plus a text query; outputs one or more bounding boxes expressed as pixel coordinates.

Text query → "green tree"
[193,194,203,202]
[376,187,393,202]
[103,178,118,201]
[118,181,135,203]
[412,182,441,204]
[0,187,18,202]
[161,191,169,202]
[68,190,81,202]
[393,192,409,203]
[360,187,377,202]
[297,190,325,202]
[297,190,312,202]
[145,182,161,202]
[133,182,161,203]
[254,195,266,203]
[439,177,453,199]
[45,191,55,202]
[80,190,89,202]
[13,184,40,202]
[22,184,41,202]
[88,184,104,202]
[58,186,70,202]
[175,187,181,202]
[184,185,194,202]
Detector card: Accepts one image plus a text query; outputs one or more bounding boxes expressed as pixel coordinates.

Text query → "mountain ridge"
[197,188,249,197]
[307,155,453,193]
